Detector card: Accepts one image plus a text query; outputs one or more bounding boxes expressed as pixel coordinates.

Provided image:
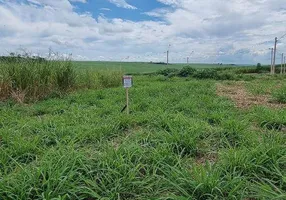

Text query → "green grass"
[273,87,286,103]
[244,75,286,104]
[0,74,285,199]
[73,61,240,73]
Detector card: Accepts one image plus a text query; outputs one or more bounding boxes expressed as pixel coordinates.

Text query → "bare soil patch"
[195,153,218,166]
[216,82,285,109]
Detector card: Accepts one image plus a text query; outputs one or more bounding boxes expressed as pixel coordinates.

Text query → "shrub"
[216,71,236,80]
[214,67,233,72]
[167,72,178,78]
[235,67,258,74]
[255,63,271,73]
[178,66,197,77]
[157,68,179,76]
[193,69,218,79]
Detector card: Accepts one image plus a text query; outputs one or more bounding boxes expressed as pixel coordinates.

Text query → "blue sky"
[0,0,286,64]
[73,0,164,21]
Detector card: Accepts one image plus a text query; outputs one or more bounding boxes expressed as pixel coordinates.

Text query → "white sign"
[123,76,132,88]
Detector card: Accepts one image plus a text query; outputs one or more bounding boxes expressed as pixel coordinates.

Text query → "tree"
[257,63,262,68]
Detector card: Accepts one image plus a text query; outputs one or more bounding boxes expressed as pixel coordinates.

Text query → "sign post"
[123,76,132,114]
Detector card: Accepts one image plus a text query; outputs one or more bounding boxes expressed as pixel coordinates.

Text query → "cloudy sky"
[0,0,286,64]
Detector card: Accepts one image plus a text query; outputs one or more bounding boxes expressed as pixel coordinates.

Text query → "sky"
[0,0,286,64]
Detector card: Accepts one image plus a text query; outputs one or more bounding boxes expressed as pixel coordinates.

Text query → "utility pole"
[48,47,52,59]
[284,56,286,74]
[167,50,169,65]
[272,37,278,74]
[270,48,274,74]
[281,53,284,74]
[166,44,171,65]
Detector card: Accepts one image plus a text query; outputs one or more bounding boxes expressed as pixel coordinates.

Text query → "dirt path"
[216,82,285,109]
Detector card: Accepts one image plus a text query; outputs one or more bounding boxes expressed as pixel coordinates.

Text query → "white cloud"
[0,0,286,64]
[144,8,172,18]
[26,0,73,10]
[100,8,111,11]
[70,0,87,2]
[107,0,137,10]
[156,0,181,6]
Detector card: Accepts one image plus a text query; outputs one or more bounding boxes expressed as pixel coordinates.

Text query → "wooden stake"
[123,75,132,114]
[126,88,129,114]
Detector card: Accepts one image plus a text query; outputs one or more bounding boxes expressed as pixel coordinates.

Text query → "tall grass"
[77,69,123,89]
[0,57,123,103]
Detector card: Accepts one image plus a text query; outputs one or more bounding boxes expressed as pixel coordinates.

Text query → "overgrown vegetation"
[157,66,238,80]
[155,64,286,81]
[157,68,180,76]
[0,57,122,103]
[178,66,197,77]
[0,73,285,199]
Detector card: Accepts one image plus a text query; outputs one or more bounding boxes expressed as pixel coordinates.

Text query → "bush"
[255,63,271,73]
[154,67,248,81]
[214,67,233,72]
[193,69,218,79]
[216,71,236,80]
[178,66,197,77]
[235,67,258,74]
[157,68,179,76]
[167,72,178,78]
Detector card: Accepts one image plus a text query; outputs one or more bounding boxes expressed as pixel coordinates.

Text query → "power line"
[278,32,286,40]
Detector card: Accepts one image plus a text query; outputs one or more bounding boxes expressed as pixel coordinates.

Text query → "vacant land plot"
[0,64,285,199]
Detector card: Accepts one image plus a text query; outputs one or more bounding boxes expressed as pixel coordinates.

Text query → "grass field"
[0,61,285,199]
[73,61,242,73]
